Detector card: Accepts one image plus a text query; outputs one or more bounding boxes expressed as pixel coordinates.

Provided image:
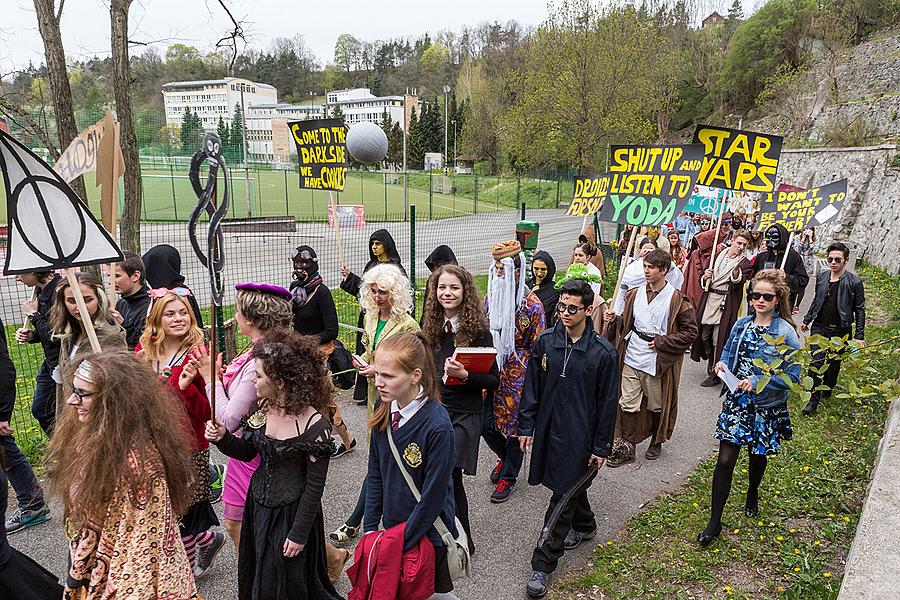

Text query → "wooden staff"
[703,196,729,291]
[608,229,638,310]
[106,188,119,305]
[329,191,345,268]
[65,268,101,353]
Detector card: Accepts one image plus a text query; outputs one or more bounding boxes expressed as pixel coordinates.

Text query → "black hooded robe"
[527,250,559,326]
[338,229,406,401]
[142,244,205,328]
[751,223,809,309]
[420,245,458,325]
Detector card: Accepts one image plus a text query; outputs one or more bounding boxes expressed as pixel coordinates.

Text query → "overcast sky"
[1,0,554,75]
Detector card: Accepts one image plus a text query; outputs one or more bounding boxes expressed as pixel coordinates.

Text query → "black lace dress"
[215,414,343,600]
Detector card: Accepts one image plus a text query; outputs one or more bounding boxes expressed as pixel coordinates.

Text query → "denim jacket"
[719,312,802,409]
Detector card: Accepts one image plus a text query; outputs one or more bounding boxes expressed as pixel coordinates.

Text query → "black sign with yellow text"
[692,125,783,193]
[288,118,347,191]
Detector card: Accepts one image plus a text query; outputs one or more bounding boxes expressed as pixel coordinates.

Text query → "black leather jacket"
[803,270,866,340]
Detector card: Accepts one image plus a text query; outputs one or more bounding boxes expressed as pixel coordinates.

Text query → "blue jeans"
[0,434,45,511]
[31,361,56,435]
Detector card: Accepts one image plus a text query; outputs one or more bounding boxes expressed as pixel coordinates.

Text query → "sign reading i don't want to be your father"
[287,118,347,192]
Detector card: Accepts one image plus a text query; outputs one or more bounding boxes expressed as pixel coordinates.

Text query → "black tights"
[704,441,768,533]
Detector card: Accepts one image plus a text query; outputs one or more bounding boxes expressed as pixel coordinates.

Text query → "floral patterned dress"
[65,448,198,600]
[715,323,793,456]
[485,291,546,436]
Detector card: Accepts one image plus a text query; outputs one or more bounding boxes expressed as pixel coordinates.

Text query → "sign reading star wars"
[757,179,849,232]
[567,144,704,225]
[287,118,347,192]
[692,125,783,193]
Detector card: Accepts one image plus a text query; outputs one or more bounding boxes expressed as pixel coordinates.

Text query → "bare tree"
[110,0,142,252]
[32,0,88,202]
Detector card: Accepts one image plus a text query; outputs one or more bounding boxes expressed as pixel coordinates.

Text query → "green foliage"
[179,106,202,152]
[820,115,881,147]
[228,103,244,161]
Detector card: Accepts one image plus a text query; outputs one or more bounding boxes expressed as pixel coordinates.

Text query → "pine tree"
[180,107,201,153]
[727,0,744,23]
[407,106,423,169]
[216,116,229,147]
[331,104,346,123]
[229,103,244,162]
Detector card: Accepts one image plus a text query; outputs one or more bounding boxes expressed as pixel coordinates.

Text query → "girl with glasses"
[422,264,499,554]
[697,269,801,547]
[50,272,126,411]
[47,352,198,598]
[136,289,224,578]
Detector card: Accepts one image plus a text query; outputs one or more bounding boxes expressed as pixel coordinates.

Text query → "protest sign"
[692,125,783,192]
[54,110,124,186]
[567,144,703,225]
[287,118,347,192]
[757,179,849,232]
[683,185,755,215]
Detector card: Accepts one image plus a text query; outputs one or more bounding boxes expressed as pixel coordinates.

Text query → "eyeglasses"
[826,257,845,264]
[747,292,777,302]
[71,388,94,402]
[556,303,586,315]
[148,287,192,299]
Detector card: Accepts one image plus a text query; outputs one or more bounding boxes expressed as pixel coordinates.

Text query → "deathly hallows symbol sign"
[0,129,123,275]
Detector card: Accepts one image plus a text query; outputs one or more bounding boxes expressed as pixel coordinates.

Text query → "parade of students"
[50,272,126,407]
[14,270,61,434]
[136,287,224,578]
[111,251,151,349]
[603,248,698,465]
[800,242,866,415]
[205,333,343,599]
[358,331,460,599]
[697,270,802,546]
[482,240,546,503]
[47,351,199,598]
[330,262,419,543]
[518,278,619,598]
[422,263,499,554]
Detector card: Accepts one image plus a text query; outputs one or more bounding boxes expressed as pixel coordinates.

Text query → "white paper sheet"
[718,366,742,393]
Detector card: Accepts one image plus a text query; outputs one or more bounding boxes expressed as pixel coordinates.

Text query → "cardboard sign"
[54,110,124,186]
[692,125,783,192]
[757,179,849,232]
[0,129,123,274]
[683,185,755,215]
[568,144,704,225]
[287,118,347,192]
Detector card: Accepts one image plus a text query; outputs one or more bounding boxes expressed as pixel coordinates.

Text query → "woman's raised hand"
[205,420,226,442]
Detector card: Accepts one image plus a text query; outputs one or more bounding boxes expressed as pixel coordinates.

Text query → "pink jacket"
[347,522,435,600]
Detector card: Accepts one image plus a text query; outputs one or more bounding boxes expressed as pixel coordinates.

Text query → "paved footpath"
[9,354,723,599]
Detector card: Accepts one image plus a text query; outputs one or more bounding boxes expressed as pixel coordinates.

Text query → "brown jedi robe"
[681,228,725,310]
[690,253,753,365]
[603,286,698,444]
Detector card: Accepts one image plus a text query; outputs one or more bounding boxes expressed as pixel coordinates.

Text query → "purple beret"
[234,282,292,300]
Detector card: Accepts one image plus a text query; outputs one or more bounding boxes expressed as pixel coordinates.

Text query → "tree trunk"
[32,0,88,202]
[110,0,142,253]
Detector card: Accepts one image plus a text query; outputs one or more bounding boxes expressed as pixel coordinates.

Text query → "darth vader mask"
[764,227,781,250]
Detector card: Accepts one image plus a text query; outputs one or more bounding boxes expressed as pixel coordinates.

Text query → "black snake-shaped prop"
[187,133,229,306]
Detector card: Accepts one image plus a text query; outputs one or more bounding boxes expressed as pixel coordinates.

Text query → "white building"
[162,77,278,132]
[247,103,325,161]
[326,88,414,131]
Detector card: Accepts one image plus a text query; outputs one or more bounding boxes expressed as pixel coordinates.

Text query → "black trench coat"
[518,319,619,496]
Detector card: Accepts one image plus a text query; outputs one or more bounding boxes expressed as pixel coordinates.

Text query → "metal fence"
[1,200,614,461]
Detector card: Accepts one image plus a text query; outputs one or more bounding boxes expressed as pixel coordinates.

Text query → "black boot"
[645,412,662,460]
[802,394,819,415]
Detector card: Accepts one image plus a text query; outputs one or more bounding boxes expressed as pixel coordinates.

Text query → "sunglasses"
[148,287,192,299]
[556,303,586,315]
[826,257,845,264]
[747,292,777,302]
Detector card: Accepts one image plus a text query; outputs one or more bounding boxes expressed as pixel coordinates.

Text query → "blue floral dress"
[715,323,793,455]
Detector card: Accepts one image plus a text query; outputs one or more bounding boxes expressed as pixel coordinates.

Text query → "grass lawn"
[0,166,570,223]
[559,261,900,600]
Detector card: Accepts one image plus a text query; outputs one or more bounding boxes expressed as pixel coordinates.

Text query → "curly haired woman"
[47,352,197,599]
[206,333,343,600]
[422,264,499,554]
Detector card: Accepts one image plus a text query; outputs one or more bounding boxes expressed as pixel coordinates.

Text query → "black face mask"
[293,263,309,281]
[765,229,781,250]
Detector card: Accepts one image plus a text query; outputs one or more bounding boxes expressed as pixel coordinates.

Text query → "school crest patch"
[518,315,531,330]
[403,442,423,468]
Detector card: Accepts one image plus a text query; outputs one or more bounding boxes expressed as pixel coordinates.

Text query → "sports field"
[0,166,571,223]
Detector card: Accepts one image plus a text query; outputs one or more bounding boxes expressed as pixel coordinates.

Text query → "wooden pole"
[703,196,728,291]
[608,229,638,310]
[65,268,101,353]
[329,191,345,268]
[105,183,119,305]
